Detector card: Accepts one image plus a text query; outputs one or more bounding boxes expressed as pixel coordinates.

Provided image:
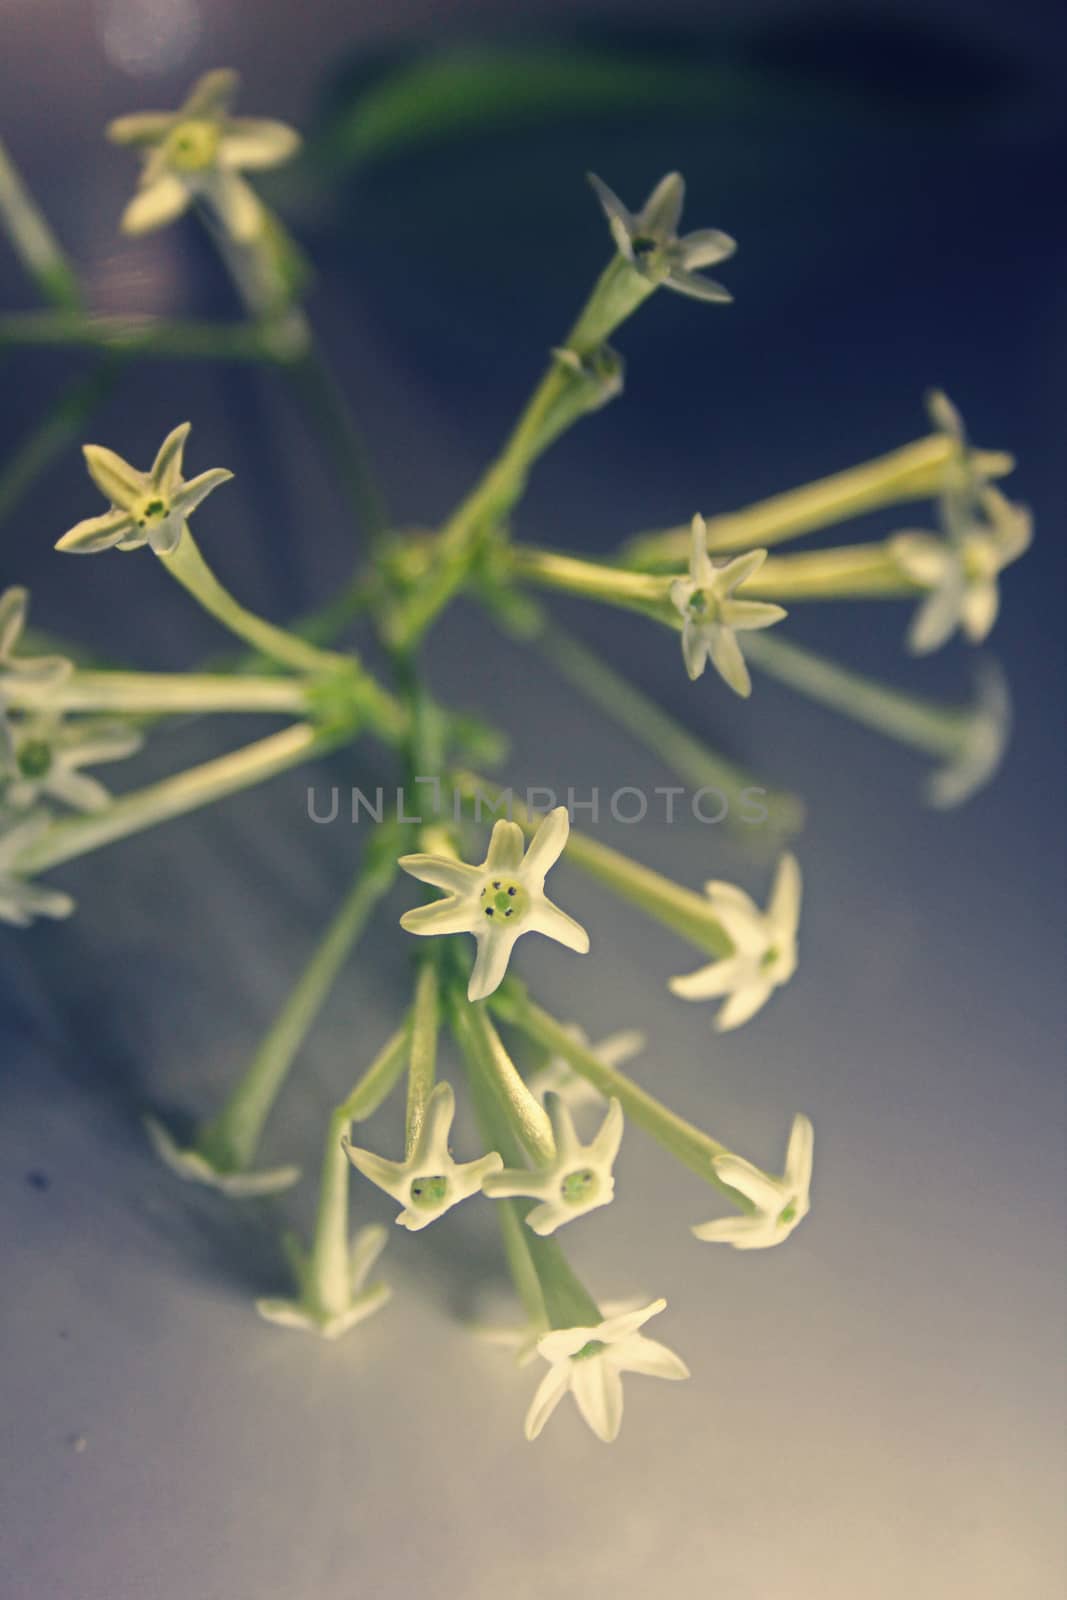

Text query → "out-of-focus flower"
[2,718,141,812]
[527,1025,645,1114]
[0,815,74,927]
[669,516,786,695]
[669,854,801,1031]
[57,422,231,556]
[693,1113,814,1250]
[588,172,736,303]
[255,1225,392,1341]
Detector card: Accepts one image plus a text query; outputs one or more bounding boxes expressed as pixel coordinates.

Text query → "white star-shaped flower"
[0,815,75,928]
[525,1298,689,1443]
[926,660,1012,810]
[399,807,590,1002]
[483,1092,625,1236]
[56,422,232,557]
[342,1080,503,1232]
[2,719,141,813]
[108,68,300,241]
[143,1115,301,1197]
[693,1113,814,1250]
[473,1294,644,1368]
[669,853,802,1031]
[890,390,1031,655]
[0,587,72,764]
[255,1224,392,1341]
[588,171,737,303]
[669,516,786,696]
[527,1025,645,1115]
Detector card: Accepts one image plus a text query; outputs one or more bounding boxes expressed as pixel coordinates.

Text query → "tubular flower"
[588,171,737,303]
[2,719,141,813]
[669,516,786,695]
[108,68,300,241]
[525,1298,689,1443]
[483,1092,625,1236]
[693,1113,814,1250]
[255,1225,392,1341]
[342,1081,503,1232]
[399,807,589,1002]
[56,422,232,556]
[669,853,801,1031]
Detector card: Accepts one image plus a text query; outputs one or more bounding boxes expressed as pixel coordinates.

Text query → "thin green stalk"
[0,310,293,362]
[159,531,348,675]
[537,624,805,838]
[747,543,920,601]
[286,347,389,548]
[335,1023,413,1122]
[0,139,82,310]
[451,985,599,1330]
[0,360,123,529]
[386,255,653,649]
[5,668,311,716]
[11,721,345,875]
[404,956,441,1157]
[451,999,554,1165]
[451,770,733,958]
[303,1107,356,1317]
[490,986,750,1208]
[509,543,672,622]
[742,632,965,754]
[197,840,401,1172]
[623,433,1016,568]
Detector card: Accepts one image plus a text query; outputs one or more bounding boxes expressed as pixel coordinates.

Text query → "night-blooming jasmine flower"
[0,815,74,927]
[56,422,232,556]
[107,68,300,241]
[525,1298,689,1443]
[399,808,590,1002]
[926,660,1012,810]
[255,1225,392,1341]
[2,719,141,813]
[669,853,801,1031]
[588,171,737,303]
[483,1092,625,1236]
[693,1113,814,1250]
[473,1294,644,1369]
[890,390,1031,654]
[143,1117,301,1197]
[342,1080,503,1232]
[527,1025,645,1114]
[0,588,72,760]
[669,516,786,696]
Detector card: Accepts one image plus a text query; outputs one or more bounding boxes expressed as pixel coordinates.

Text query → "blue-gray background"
[1,3,1064,1597]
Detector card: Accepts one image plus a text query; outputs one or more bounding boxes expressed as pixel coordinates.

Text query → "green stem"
[509,543,671,623]
[285,347,389,548]
[159,531,346,675]
[742,632,966,755]
[404,956,441,1158]
[0,361,123,530]
[490,987,750,1207]
[450,999,554,1165]
[537,624,804,838]
[623,433,1016,568]
[747,543,919,602]
[10,721,344,875]
[335,1023,413,1122]
[0,139,82,310]
[5,668,311,716]
[451,984,599,1329]
[451,771,733,958]
[304,1107,356,1317]
[197,840,400,1172]
[0,310,294,362]
[386,256,653,649]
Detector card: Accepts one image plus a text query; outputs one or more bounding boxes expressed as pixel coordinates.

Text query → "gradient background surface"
[1,3,1064,1597]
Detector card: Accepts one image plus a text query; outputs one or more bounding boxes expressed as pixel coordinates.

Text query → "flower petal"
[596,1297,667,1344]
[484,818,525,873]
[340,1139,407,1201]
[523,1200,572,1236]
[615,1333,690,1381]
[106,112,174,145]
[348,1223,389,1292]
[398,853,482,895]
[767,852,802,940]
[907,573,964,655]
[81,445,145,510]
[708,626,752,697]
[55,510,136,554]
[715,977,775,1031]
[44,767,112,813]
[678,227,737,268]
[399,898,475,937]
[524,1360,572,1440]
[219,118,301,170]
[572,1355,625,1442]
[711,1155,781,1211]
[150,421,191,494]
[171,467,234,519]
[665,266,733,303]
[926,388,965,445]
[960,577,999,643]
[526,898,590,954]
[724,599,787,632]
[587,172,637,258]
[520,805,570,882]
[681,618,712,681]
[0,588,27,657]
[589,1097,624,1168]
[691,1215,772,1247]
[411,1079,456,1167]
[668,955,751,1001]
[638,171,684,239]
[687,512,715,587]
[204,170,263,242]
[120,174,191,235]
[183,68,238,119]
[784,1112,815,1193]
[468,926,519,1001]
[717,547,768,593]
[482,1166,553,1201]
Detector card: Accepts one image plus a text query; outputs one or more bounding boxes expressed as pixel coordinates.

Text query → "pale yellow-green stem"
[0,310,293,362]
[0,139,82,310]
[9,722,343,876]
[4,669,312,717]
[452,770,734,959]
[746,542,921,602]
[404,957,441,1159]
[622,433,1015,568]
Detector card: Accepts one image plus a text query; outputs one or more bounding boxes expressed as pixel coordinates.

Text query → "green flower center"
[777,1201,797,1228]
[479,877,529,924]
[134,495,171,530]
[409,1174,449,1209]
[167,119,221,172]
[560,1167,599,1206]
[17,739,53,779]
